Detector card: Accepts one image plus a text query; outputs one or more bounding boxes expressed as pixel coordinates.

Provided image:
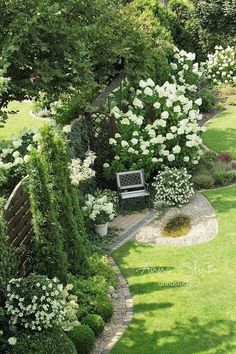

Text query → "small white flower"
[143,87,153,96]
[62,125,72,134]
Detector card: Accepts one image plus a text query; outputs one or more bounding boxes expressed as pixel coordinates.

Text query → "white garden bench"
[116,169,150,208]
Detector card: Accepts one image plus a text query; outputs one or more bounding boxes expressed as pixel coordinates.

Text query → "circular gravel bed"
[134,193,218,246]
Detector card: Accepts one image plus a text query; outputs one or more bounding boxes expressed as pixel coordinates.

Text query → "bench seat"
[120,189,150,199]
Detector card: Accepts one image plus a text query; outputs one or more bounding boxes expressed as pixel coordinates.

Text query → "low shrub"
[192,173,214,190]
[10,329,76,354]
[87,254,117,287]
[92,298,113,322]
[5,274,79,331]
[162,214,191,237]
[68,275,110,320]
[153,167,194,208]
[67,325,95,354]
[197,87,218,112]
[217,152,232,163]
[82,314,105,337]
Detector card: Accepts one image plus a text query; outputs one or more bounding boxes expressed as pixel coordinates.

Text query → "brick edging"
[101,257,133,354]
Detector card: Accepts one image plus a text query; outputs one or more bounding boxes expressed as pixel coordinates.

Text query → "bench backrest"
[116,170,145,190]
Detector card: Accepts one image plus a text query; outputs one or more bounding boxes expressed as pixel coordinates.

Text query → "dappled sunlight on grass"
[112,185,236,353]
[0,101,48,142]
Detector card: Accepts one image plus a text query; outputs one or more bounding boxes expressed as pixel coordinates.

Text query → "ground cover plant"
[112,185,236,354]
[162,214,191,237]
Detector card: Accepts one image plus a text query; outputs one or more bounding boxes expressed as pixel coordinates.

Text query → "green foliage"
[0,199,18,291]
[82,314,105,337]
[87,254,117,287]
[28,149,68,280]
[67,325,95,354]
[92,298,113,322]
[10,329,77,354]
[168,0,201,57]
[192,173,214,190]
[46,128,88,275]
[29,126,88,277]
[197,87,217,112]
[68,274,112,321]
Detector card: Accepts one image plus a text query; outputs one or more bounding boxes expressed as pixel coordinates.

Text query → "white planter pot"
[95,223,108,237]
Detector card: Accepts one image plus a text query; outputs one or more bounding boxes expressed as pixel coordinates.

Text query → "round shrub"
[82,314,105,337]
[10,329,76,354]
[153,167,194,208]
[93,299,113,322]
[67,325,95,354]
[192,173,214,190]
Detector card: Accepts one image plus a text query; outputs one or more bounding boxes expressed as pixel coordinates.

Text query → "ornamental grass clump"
[153,167,194,208]
[5,274,79,332]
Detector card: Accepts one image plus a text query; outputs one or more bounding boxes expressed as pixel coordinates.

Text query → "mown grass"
[112,185,236,354]
[203,108,236,159]
[0,101,47,143]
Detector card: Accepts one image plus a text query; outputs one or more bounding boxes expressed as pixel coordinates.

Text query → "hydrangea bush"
[103,79,205,179]
[83,190,117,224]
[5,274,79,332]
[169,47,203,93]
[153,167,194,208]
[0,129,39,170]
[204,46,236,86]
[69,152,96,186]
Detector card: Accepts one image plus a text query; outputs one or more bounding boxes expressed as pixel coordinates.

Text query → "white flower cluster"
[83,191,116,224]
[153,167,194,208]
[0,330,17,346]
[0,129,39,170]
[5,275,79,332]
[105,79,205,176]
[69,152,96,186]
[204,46,236,85]
[170,47,203,92]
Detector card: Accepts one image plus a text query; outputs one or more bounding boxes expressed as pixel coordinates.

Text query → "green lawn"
[112,186,236,354]
[202,108,236,159]
[0,101,47,143]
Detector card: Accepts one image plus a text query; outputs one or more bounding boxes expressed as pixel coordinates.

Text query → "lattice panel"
[119,173,142,187]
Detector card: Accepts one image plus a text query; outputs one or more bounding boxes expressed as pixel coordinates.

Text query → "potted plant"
[83,191,116,237]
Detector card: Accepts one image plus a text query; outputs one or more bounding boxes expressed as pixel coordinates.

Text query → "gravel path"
[92,258,132,354]
[134,193,218,246]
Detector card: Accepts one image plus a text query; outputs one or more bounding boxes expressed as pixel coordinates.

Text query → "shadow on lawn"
[114,317,236,354]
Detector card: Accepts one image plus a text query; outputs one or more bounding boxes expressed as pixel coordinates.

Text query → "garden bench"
[116,169,150,208]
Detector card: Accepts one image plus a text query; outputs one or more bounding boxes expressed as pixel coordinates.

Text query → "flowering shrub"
[103,79,205,179]
[153,167,194,208]
[69,152,96,186]
[83,190,116,224]
[0,129,39,170]
[204,46,236,86]
[170,47,203,92]
[0,129,39,189]
[5,274,79,331]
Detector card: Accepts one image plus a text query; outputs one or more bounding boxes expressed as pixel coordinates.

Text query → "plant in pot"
[83,191,116,237]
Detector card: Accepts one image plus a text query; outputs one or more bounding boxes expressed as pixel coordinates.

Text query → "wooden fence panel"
[4,178,34,275]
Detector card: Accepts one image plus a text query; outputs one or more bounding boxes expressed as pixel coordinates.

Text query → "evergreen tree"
[28,150,68,280]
